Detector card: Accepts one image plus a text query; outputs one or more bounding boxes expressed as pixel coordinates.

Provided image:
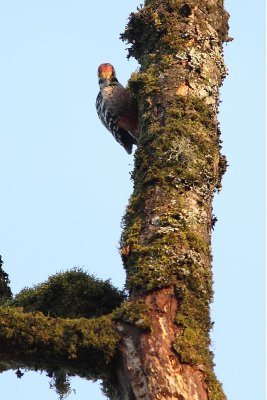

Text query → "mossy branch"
[0,266,151,397]
[0,307,120,380]
[0,267,127,395]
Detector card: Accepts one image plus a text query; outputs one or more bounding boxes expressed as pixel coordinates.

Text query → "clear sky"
[0,1,265,399]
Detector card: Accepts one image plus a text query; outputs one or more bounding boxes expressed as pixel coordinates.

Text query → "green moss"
[216,153,228,191]
[112,299,151,330]
[8,268,125,318]
[174,317,211,365]
[128,67,159,100]
[125,93,220,198]
[0,298,154,399]
[206,370,227,400]
[123,0,229,66]
[173,282,228,400]
[124,240,212,295]
[174,285,212,366]
[0,310,125,400]
[0,306,124,399]
[0,307,120,374]
[49,371,72,400]
[167,96,217,129]
[186,231,210,256]
[0,256,12,303]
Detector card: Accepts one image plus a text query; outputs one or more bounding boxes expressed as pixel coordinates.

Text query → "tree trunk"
[116,1,230,399]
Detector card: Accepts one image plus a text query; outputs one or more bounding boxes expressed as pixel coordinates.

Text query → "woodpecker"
[96,63,138,154]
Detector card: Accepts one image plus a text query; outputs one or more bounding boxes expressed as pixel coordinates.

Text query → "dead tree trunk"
[116,1,230,399]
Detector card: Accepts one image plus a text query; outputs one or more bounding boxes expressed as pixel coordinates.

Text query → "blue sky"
[0,1,265,399]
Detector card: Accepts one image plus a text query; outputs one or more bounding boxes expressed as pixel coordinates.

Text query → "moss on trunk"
[118,1,229,398]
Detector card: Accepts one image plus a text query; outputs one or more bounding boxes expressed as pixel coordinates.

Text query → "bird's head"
[98,63,118,88]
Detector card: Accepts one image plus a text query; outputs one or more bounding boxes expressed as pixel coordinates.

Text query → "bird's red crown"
[98,63,116,80]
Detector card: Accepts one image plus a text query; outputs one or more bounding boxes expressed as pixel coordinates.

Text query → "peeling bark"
[116,289,209,400]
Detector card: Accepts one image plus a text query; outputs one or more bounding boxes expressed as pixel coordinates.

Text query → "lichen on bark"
[119,0,229,399]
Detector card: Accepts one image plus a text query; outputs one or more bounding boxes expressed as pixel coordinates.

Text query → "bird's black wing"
[96,92,137,154]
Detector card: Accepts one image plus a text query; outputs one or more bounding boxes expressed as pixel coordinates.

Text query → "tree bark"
[116,288,210,400]
[117,1,230,399]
